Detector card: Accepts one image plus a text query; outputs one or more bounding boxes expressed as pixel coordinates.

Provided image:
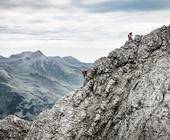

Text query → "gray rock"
[2,25,170,140]
[0,115,31,140]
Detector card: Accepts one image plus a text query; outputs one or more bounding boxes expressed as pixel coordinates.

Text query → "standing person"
[82,70,87,79]
[128,32,133,41]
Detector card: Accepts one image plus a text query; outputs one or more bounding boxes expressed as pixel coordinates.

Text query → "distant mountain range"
[0,51,91,120]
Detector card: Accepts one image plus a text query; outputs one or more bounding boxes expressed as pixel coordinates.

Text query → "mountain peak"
[32,50,44,56]
[9,51,31,59]
[9,51,46,61]
[30,50,45,58]
[63,56,75,59]
[63,56,80,62]
[0,55,5,59]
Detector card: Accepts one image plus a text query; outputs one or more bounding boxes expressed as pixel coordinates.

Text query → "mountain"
[0,51,91,120]
[1,25,170,140]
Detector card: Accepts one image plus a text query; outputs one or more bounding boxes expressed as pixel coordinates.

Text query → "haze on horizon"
[0,0,170,62]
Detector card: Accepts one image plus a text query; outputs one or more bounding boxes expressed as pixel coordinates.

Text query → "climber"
[82,69,92,79]
[128,32,133,41]
[82,70,88,78]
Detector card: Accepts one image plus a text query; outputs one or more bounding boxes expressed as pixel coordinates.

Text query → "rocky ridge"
[0,115,30,140]
[1,25,170,140]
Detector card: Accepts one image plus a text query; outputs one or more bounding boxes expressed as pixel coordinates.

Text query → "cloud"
[1,0,170,12]
[81,0,170,12]
[0,0,71,9]
[1,8,170,62]
[0,0,170,62]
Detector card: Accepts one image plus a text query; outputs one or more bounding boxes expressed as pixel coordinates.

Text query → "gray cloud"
[81,0,170,12]
[0,0,70,9]
[0,0,47,8]
[0,0,170,62]
[0,0,170,12]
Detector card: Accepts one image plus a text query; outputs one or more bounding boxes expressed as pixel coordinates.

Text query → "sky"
[0,0,170,62]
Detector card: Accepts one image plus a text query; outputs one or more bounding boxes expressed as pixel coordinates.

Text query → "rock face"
[1,25,170,140]
[0,115,30,140]
[0,51,90,120]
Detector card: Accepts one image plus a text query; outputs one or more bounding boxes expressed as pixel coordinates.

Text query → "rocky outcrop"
[0,115,31,140]
[2,25,170,140]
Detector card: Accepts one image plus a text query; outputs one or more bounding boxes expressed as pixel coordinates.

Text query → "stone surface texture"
[1,25,170,140]
[0,115,30,140]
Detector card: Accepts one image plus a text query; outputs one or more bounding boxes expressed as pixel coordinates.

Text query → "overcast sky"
[0,0,170,62]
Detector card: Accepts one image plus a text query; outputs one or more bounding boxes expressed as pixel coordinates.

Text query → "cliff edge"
[1,25,170,140]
